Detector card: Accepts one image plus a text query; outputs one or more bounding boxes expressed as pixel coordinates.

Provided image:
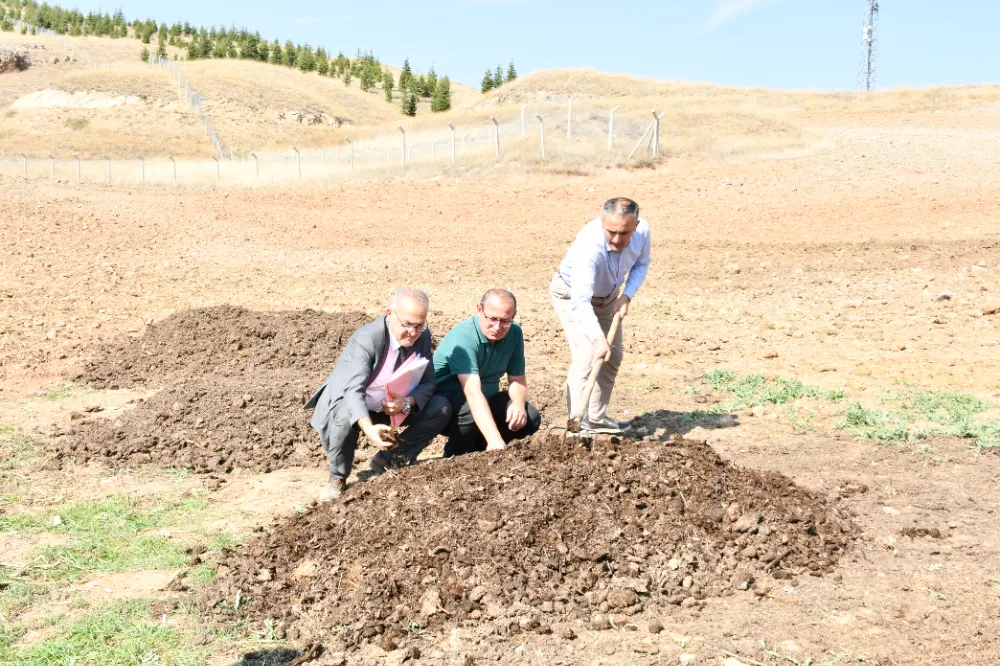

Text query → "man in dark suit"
[305,287,451,501]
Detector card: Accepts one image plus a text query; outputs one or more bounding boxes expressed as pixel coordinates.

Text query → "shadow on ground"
[630,409,739,441]
[229,647,305,666]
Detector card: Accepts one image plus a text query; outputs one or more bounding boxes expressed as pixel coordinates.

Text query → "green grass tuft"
[1,495,209,580]
[5,599,206,665]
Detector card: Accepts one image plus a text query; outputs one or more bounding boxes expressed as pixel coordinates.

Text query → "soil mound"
[197,434,855,649]
[52,372,320,473]
[76,305,368,389]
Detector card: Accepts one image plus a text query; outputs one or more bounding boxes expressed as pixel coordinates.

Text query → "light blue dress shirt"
[556,216,652,342]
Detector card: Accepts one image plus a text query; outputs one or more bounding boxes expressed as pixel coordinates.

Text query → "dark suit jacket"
[305,315,435,436]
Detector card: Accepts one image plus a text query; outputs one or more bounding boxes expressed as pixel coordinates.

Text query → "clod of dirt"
[51,372,321,473]
[379,427,401,447]
[197,434,855,650]
[76,305,368,389]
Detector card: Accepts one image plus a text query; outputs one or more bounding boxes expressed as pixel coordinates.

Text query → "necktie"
[393,348,406,371]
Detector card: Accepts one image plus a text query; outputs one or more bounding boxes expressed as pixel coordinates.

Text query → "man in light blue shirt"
[550,197,651,434]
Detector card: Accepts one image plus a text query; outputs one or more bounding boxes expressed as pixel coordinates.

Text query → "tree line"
[482,61,517,93]
[0,0,454,114]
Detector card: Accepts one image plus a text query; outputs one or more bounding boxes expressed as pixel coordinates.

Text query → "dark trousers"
[322,394,452,480]
[442,390,542,457]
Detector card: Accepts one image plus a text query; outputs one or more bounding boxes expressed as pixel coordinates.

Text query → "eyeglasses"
[482,314,514,328]
[393,312,427,333]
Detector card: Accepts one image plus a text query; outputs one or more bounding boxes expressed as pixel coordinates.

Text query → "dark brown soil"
[76,305,368,389]
[53,306,372,472]
[51,371,320,473]
[196,433,855,651]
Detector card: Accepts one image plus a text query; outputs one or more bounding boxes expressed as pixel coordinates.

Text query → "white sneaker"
[580,418,632,435]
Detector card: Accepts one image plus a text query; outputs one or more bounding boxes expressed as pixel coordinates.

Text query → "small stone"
[606,587,639,609]
[936,291,953,301]
[679,654,698,665]
[733,572,755,591]
[468,585,487,602]
[647,619,664,634]
[681,597,697,608]
[681,576,694,589]
[420,587,442,616]
[404,646,421,661]
[51,515,63,526]
[256,568,273,582]
[590,613,611,630]
[726,263,741,274]
[723,658,749,666]
[552,622,576,639]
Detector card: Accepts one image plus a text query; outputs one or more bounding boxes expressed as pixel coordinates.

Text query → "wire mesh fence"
[5,21,666,187]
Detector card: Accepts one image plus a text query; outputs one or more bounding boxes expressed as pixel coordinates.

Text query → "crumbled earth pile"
[197,434,855,649]
[52,372,320,473]
[57,306,368,472]
[76,305,368,389]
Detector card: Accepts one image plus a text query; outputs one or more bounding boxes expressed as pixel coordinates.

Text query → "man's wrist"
[402,397,412,414]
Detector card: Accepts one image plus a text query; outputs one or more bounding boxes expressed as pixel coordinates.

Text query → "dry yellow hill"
[4,30,1000,165]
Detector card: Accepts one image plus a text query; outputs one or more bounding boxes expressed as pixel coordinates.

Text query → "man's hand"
[506,401,528,431]
[592,336,612,366]
[612,294,630,319]
[485,437,507,452]
[381,395,408,415]
[363,423,395,449]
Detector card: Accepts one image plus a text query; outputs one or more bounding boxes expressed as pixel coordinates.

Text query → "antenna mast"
[858,1,880,92]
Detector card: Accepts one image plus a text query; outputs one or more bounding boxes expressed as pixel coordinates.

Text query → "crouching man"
[305,287,451,501]
[433,288,542,455]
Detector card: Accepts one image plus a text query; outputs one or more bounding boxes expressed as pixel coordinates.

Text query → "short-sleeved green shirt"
[433,316,526,398]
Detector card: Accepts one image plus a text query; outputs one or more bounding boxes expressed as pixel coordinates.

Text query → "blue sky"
[68,1,998,90]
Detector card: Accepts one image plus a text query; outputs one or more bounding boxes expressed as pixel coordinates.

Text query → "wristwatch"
[401,397,412,414]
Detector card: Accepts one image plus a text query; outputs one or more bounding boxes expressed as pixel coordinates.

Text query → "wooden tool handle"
[571,311,622,423]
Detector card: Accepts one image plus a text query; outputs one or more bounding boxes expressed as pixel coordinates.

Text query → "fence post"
[212,155,219,186]
[336,147,341,165]
[447,122,456,163]
[137,155,144,183]
[521,104,528,135]
[168,155,176,186]
[608,106,620,150]
[567,94,577,139]
[292,146,301,180]
[651,110,665,155]
[346,138,354,170]
[20,153,26,177]
[251,151,259,181]
[74,155,80,182]
[229,147,235,161]
[48,153,54,179]
[536,114,545,159]
[628,119,656,160]
[398,126,406,167]
[490,116,500,157]
[104,155,110,184]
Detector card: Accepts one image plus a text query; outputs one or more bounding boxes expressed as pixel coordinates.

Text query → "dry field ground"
[2,89,1000,665]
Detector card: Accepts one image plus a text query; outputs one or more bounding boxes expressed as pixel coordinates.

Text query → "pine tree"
[140,45,149,62]
[360,65,376,92]
[481,69,494,93]
[383,70,394,103]
[426,66,438,97]
[186,36,200,60]
[402,90,417,116]
[297,44,315,72]
[342,65,352,86]
[156,33,166,59]
[257,39,269,62]
[316,57,328,76]
[431,75,451,112]
[399,58,413,92]
[506,60,517,82]
[268,40,281,65]
[494,65,504,88]
[282,40,296,67]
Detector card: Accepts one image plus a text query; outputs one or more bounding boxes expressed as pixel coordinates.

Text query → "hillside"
[4,29,1000,164]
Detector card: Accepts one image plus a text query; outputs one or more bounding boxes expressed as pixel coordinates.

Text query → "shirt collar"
[387,328,402,351]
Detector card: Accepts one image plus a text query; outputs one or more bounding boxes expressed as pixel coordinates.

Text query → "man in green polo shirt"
[433,288,542,456]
